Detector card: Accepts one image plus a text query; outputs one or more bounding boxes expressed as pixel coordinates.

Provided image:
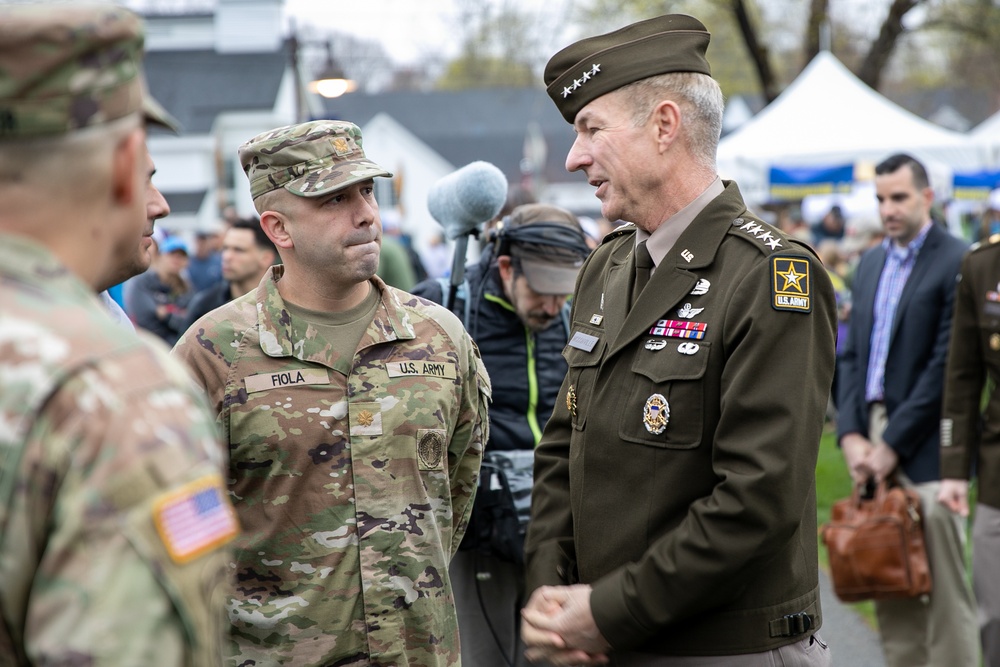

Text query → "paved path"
[817,569,886,667]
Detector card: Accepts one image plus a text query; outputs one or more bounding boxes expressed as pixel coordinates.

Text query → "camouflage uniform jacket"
[173,266,491,667]
[0,235,236,666]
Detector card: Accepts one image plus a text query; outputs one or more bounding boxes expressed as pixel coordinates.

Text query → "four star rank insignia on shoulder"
[771,256,811,313]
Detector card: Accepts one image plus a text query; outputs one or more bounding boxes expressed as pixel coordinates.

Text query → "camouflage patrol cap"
[544,14,712,123]
[239,120,392,200]
[0,2,167,138]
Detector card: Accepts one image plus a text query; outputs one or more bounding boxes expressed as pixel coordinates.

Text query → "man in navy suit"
[837,153,977,667]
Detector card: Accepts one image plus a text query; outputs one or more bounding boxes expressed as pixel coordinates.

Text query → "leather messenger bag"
[821,478,932,602]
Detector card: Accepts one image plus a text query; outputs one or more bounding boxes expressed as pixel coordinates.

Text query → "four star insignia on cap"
[562,64,602,98]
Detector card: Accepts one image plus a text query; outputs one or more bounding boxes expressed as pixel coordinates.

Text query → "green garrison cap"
[544,14,712,124]
[239,120,392,200]
[0,2,169,138]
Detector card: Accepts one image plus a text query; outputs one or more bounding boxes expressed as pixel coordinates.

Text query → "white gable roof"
[972,110,1000,140]
[717,52,988,202]
[972,111,1000,167]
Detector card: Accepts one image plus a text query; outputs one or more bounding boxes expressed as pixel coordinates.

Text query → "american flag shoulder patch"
[153,475,238,564]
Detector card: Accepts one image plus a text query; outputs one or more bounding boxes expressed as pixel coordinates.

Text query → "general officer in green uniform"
[940,232,1000,666]
[0,4,236,665]
[520,15,837,666]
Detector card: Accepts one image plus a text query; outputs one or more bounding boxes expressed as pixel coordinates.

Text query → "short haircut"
[618,71,724,171]
[230,216,276,254]
[875,153,930,190]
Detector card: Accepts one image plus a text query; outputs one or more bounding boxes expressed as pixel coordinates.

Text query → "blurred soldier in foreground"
[173,119,491,666]
[0,4,236,665]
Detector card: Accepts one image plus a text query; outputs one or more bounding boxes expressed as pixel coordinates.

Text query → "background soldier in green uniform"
[940,233,1000,666]
[520,15,837,666]
[173,119,491,666]
[0,4,236,665]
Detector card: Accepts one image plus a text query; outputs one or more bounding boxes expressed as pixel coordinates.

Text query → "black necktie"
[631,241,653,307]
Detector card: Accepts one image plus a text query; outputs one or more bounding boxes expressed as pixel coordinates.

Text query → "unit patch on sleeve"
[771,256,811,312]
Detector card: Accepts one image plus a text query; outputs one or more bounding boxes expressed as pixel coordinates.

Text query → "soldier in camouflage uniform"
[0,4,237,666]
[173,120,492,667]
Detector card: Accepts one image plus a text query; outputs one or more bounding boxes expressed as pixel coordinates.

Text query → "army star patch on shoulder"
[771,256,811,313]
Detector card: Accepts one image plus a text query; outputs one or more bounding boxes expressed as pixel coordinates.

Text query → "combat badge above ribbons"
[643,393,670,435]
[771,256,811,313]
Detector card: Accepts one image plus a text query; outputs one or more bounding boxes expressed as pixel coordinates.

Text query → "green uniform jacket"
[0,235,234,666]
[173,267,491,667]
[524,182,837,656]
[941,236,1000,509]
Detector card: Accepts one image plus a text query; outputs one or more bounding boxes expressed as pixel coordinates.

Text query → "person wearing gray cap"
[172,119,491,667]
[413,203,592,667]
[520,15,837,666]
[0,4,236,665]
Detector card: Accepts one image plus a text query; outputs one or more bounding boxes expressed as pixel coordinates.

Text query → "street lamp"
[288,22,357,123]
[309,42,357,99]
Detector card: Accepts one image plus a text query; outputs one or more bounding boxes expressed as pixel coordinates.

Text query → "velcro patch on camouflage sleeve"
[153,476,238,564]
[417,429,446,471]
[770,256,812,313]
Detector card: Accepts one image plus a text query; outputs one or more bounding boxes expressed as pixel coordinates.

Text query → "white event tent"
[972,111,1000,167]
[717,51,990,207]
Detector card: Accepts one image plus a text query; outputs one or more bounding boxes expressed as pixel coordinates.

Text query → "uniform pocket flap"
[631,340,711,383]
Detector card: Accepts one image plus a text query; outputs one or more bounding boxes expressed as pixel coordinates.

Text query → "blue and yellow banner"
[768,164,854,201]
[952,169,1000,201]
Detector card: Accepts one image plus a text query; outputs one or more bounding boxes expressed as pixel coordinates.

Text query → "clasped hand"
[520,584,611,666]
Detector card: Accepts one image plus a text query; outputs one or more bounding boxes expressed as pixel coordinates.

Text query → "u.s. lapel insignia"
[566,384,578,418]
[677,303,704,319]
[590,314,604,325]
[771,256,811,312]
[643,393,670,435]
[690,279,710,296]
[677,342,699,355]
[645,339,668,351]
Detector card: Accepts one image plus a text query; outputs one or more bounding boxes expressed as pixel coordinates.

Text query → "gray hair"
[617,72,724,171]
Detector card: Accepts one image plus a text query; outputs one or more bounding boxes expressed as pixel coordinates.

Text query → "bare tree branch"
[858,0,921,90]
[730,0,779,102]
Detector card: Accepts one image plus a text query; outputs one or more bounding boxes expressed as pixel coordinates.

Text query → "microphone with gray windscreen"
[427,161,508,240]
[427,161,508,311]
